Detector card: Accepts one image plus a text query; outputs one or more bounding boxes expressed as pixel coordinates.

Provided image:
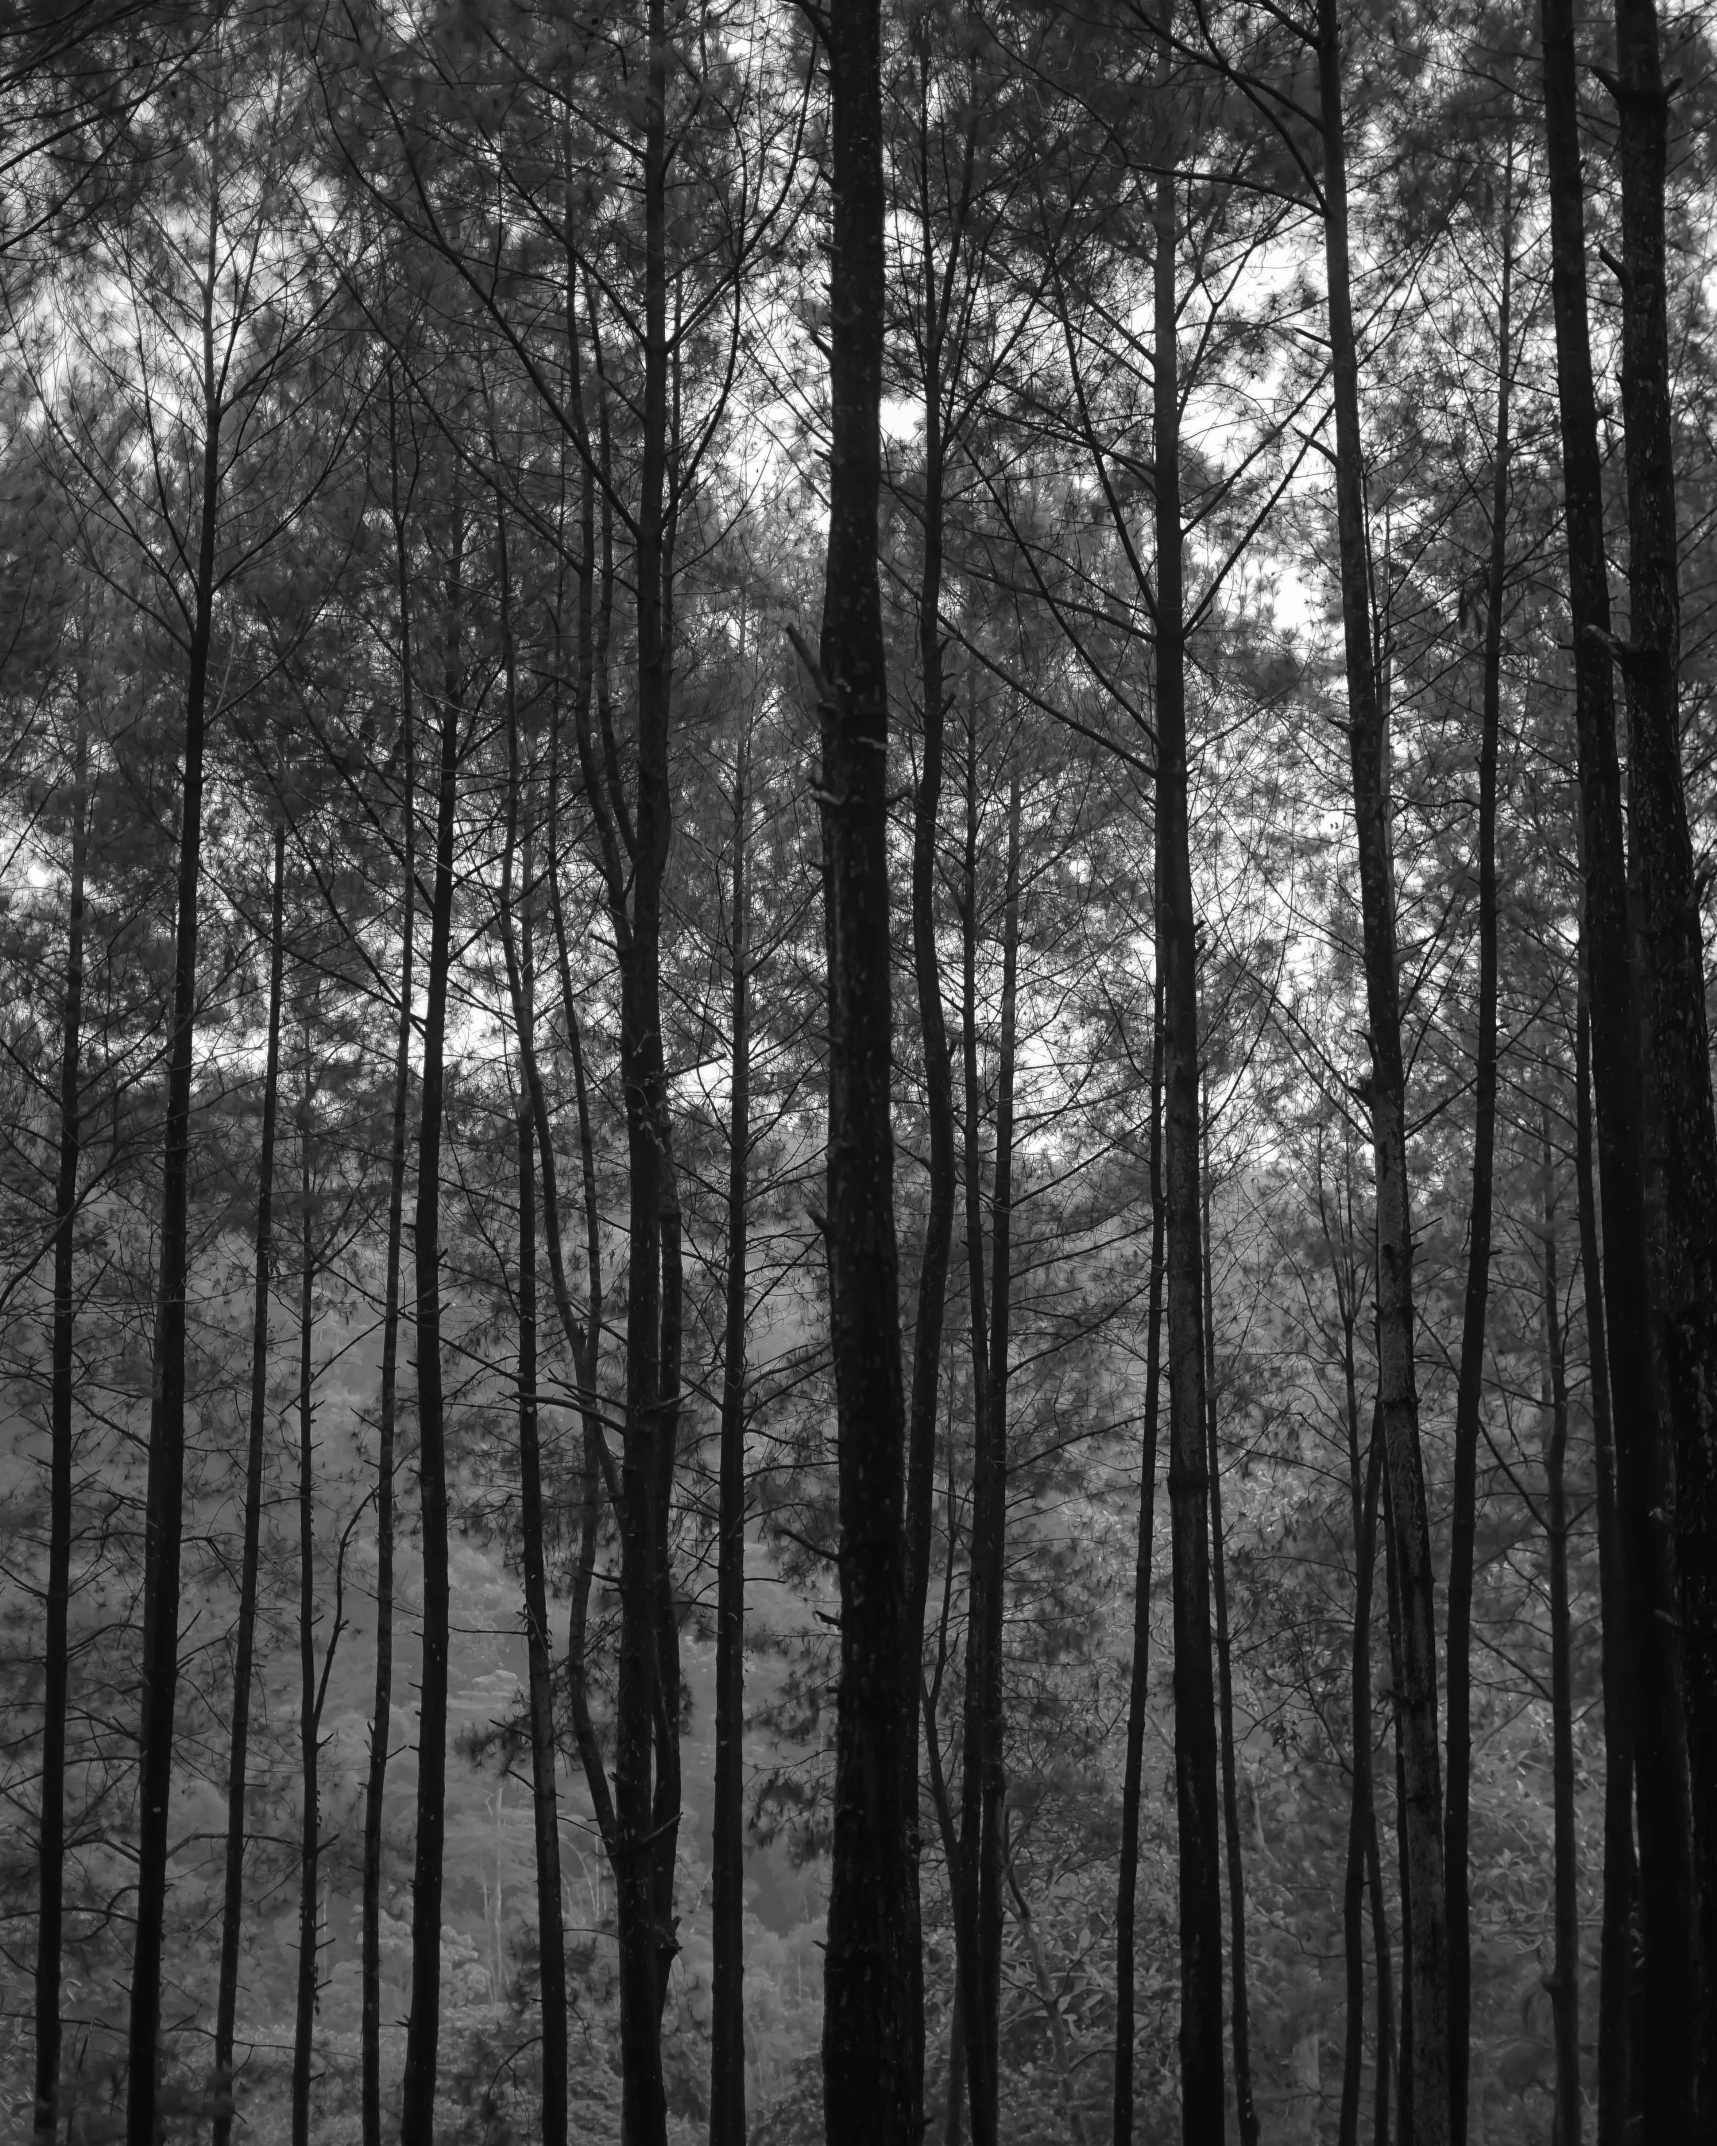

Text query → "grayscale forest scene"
[1,0,1712,2140]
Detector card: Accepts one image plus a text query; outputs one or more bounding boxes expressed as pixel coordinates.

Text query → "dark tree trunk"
[1576,957,1637,2146]
[127,286,222,2146]
[362,371,416,2146]
[34,712,88,2145]
[213,821,285,2146]
[1443,160,1511,2146]
[1539,1117,1581,2146]
[957,766,1019,2143]
[904,60,960,2104]
[710,724,751,2146]
[1154,38,1225,2137]
[1611,0,1717,2079]
[815,0,914,2135]
[292,1061,319,2146]
[1340,1400,1385,2146]
[1203,1112,1257,2146]
[494,518,570,2146]
[1538,0,1699,2122]
[1315,11,1450,2134]
[1114,981,1165,2146]
[398,537,464,2146]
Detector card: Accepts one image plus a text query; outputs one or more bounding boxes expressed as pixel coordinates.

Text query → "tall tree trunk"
[952,688,993,2146]
[1538,0,1696,2129]
[1203,1107,1258,2146]
[213,820,286,2146]
[1314,12,1450,2135]
[1114,978,1165,2146]
[1340,1394,1385,2146]
[958,766,1019,2137]
[904,60,960,2105]
[34,711,88,2145]
[814,0,914,2134]
[127,229,222,2146]
[710,724,751,2146]
[399,533,464,2146]
[1154,23,1225,2135]
[1576,953,1637,2146]
[363,369,417,2146]
[494,499,569,2146]
[1539,1114,1581,2146]
[1443,156,1512,2146]
[1611,0,1717,2076]
[292,1059,320,2146]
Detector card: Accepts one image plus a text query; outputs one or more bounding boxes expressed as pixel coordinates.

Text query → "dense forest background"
[2,0,1714,2139]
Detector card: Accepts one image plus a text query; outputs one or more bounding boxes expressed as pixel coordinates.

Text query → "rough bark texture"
[1539,1126,1580,2146]
[710,729,750,2146]
[398,546,463,2146]
[1113,987,1164,2146]
[213,821,285,2146]
[1575,965,1637,2146]
[1315,11,1450,2135]
[1203,1118,1257,2146]
[126,275,221,2146]
[292,1072,319,2146]
[1538,0,1699,2126]
[1611,0,1717,2086]
[1154,62,1225,2142]
[816,1,915,2136]
[34,714,87,2144]
[362,381,416,2146]
[1443,178,1510,2146]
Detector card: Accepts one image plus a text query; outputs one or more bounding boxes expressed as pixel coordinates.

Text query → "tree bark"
[213,819,285,2146]
[1114,978,1165,2146]
[398,532,464,2146]
[1539,1114,1581,2146]
[1203,1107,1258,2146]
[1340,1401,1385,2146]
[815,0,915,2135]
[1443,153,1511,2146]
[362,368,416,2146]
[1575,953,1637,2146]
[1538,0,1699,2122]
[1610,0,1717,2079]
[126,215,222,2146]
[1154,28,1225,2135]
[710,719,751,2146]
[34,710,88,2145]
[292,1055,320,2146]
[1314,10,1450,2134]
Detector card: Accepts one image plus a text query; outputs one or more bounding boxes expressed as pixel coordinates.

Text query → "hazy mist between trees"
[4,0,1717,2141]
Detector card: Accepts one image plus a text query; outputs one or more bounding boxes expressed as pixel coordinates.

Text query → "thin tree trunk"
[710,720,751,2146]
[1367,1795,1394,2146]
[1203,1106,1258,2146]
[126,211,223,2146]
[1340,1402,1385,2146]
[398,531,464,2146]
[1379,1466,1414,2144]
[904,54,960,2106]
[292,1055,319,2146]
[1576,952,1637,2146]
[1540,1113,1581,2146]
[1315,12,1450,2134]
[814,0,914,2134]
[1154,22,1225,2134]
[1537,0,1695,2129]
[494,498,570,2146]
[213,821,285,2146]
[952,687,993,2146]
[1611,0,1717,2078]
[1114,978,1165,2146]
[34,711,88,2145]
[362,367,416,2146]
[1444,147,1512,2146]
